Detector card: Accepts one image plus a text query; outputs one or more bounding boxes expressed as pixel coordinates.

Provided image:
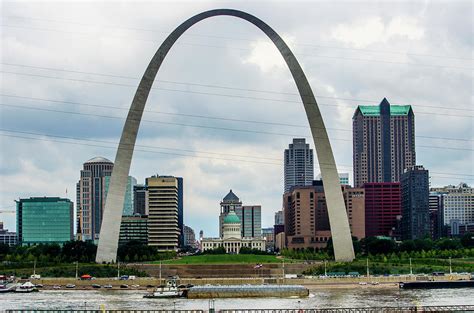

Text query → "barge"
[186,284,309,299]
[399,280,474,289]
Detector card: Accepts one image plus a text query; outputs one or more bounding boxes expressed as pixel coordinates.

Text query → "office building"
[262,227,274,251]
[284,138,314,193]
[16,197,73,245]
[316,172,350,186]
[235,205,262,238]
[0,222,17,246]
[201,211,265,253]
[177,177,184,247]
[283,181,365,250]
[183,225,197,249]
[104,175,137,216]
[274,210,284,226]
[146,175,180,251]
[76,156,113,241]
[434,183,474,226]
[401,165,430,240]
[429,192,445,240]
[363,182,401,238]
[119,215,148,245]
[353,98,415,187]
[219,190,242,237]
[133,184,147,215]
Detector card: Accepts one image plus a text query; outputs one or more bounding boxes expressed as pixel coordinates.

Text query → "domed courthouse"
[201,211,266,253]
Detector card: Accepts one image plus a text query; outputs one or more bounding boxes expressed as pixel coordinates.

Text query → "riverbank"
[25,273,471,291]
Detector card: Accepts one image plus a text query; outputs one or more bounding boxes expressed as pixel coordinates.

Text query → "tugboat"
[144,277,183,298]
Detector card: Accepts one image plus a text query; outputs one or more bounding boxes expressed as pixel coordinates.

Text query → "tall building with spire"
[353,98,415,187]
[284,138,314,193]
[76,156,113,241]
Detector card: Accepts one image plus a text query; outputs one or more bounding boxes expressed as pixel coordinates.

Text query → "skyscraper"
[284,138,314,193]
[353,98,415,187]
[16,197,74,245]
[133,184,147,215]
[219,190,242,237]
[235,205,262,238]
[146,175,181,251]
[401,165,430,240]
[76,156,113,241]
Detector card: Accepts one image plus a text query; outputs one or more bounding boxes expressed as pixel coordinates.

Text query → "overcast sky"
[0,0,472,237]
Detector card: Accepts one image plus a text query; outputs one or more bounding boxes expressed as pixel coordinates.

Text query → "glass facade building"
[235,205,262,238]
[119,215,148,245]
[16,197,73,245]
[105,175,137,216]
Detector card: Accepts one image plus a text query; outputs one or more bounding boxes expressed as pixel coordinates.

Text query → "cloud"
[331,16,424,48]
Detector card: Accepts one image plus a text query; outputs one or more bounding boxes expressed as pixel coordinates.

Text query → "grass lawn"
[154,254,297,265]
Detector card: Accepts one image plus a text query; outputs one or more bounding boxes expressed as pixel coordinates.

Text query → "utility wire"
[0,103,472,152]
[0,131,471,181]
[1,93,472,143]
[2,70,473,118]
[7,15,473,61]
[2,62,473,112]
[2,24,472,71]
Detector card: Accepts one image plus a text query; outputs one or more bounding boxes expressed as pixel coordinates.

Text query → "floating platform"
[186,284,308,299]
[399,280,474,289]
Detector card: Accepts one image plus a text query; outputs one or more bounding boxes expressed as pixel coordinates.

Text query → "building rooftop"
[85,156,113,164]
[356,98,412,117]
[223,211,241,224]
[223,189,240,202]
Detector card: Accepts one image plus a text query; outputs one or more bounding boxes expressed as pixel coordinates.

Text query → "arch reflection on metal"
[95,9,355,263]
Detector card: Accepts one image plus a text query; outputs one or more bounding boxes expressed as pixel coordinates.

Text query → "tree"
[461,232,474,248]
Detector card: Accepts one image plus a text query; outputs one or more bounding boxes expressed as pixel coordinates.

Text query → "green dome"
[223,211,240,224]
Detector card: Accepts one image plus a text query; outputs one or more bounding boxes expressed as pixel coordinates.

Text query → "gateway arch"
[96,9,355,263]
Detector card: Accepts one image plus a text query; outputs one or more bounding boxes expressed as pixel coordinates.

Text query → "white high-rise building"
[431,183,474,226]
[284,138,314,193]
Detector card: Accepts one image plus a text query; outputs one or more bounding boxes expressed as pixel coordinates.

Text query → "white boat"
[144,285,181,298]
[15,282,37,293]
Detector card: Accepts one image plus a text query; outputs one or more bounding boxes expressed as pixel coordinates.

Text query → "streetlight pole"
[324,260,327,277]
[75,261,79,280]
[366,258,369,280]
[409,258,413,276]
[449,257,452,275]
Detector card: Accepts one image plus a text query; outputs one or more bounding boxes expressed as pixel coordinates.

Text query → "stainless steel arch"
[95,9,355,263]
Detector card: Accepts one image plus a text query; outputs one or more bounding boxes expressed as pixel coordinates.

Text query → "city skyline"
[0,1,472,239]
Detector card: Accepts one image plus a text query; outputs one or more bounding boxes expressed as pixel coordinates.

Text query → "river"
[1,288,473,310]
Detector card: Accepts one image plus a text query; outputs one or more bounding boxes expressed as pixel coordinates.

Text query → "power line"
[1,103,472,152]
[0,131,471,181]
[2,24,472,71]
[2,70,473,118]
[8,15,473,61]
[2,62,473,112]
[1,93,472,142]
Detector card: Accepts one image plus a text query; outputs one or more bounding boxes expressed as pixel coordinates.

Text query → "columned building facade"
[201,211,265,253]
